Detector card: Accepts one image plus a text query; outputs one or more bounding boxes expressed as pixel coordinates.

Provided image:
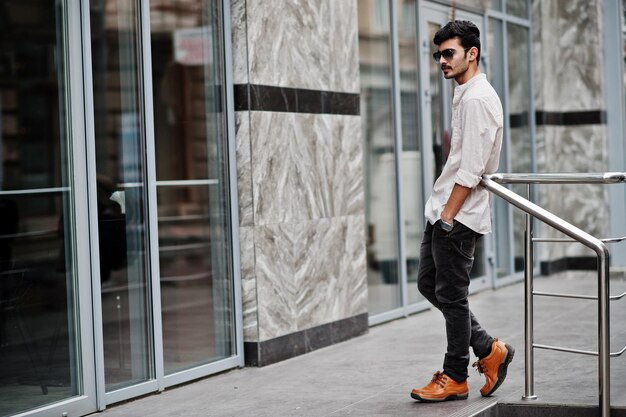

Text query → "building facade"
[0,1,625,416]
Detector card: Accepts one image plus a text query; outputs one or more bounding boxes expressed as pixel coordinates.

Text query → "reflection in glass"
[507,0,529,19]
[0,2,80,415]
[90,0,153,390]
[397,0,424,305]
[507,24,532,272]
[150,0,235,372]
[427,22,450,181]
[488,18,512,278]
[358,0,402,315]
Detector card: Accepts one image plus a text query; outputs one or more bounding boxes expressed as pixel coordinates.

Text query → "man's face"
[436,38,470,80]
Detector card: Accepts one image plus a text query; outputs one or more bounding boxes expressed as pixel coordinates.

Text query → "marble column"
[532,0,609,271]
[231,0,367,366]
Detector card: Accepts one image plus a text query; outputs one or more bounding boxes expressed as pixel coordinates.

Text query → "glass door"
[148,0,238,382]
[419,3,491,292]
[358,0,403,316]
[90,0,154,394]
[87,0,240,402]
[0,1,96,416]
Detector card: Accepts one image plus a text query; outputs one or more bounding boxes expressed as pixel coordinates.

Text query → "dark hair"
[433,20,481,64]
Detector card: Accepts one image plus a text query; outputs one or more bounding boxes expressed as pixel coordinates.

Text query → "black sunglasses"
[432,47,471,62]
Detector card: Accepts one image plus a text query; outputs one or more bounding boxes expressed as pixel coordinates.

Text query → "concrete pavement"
[95,271,626,417]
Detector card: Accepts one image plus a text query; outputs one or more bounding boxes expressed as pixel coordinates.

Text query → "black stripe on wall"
[509,110,607,128]
[540,256,597,276]
[234,84,360,116]
[244,313,368,367]
[535,110,606,126]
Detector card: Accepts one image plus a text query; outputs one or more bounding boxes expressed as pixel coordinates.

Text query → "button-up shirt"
[424,73,503,234]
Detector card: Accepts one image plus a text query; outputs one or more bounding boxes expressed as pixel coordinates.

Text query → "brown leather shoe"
[410,371,468,402]
[472,338,515,397]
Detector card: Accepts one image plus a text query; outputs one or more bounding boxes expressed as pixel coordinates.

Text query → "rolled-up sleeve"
[454,98,497,189]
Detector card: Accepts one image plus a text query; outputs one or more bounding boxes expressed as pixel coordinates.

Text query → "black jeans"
[417,220,493,382]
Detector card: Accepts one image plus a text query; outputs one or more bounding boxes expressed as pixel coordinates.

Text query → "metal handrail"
[533,236,626,243]
[480,173,626,417]
[487,172,626,184]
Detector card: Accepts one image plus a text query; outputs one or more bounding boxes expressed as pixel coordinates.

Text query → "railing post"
[523,184,537,401]
[598,250,610,417]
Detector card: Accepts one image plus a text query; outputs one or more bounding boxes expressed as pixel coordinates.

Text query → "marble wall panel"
[236,111,254,227]
[250,111,299,225]
[251,113,365,225]
[293,218,335,328]
[339,215,368,316]
[330,116,364,217]
[292,115,364,220]
[294,215,367,331]
[255,222,297,341]
[534,0,603,112]
[246,0,330,90]
[536,125,609,261]
[230,0,249,84]
[240,226,259,341]
[329,0,360,93]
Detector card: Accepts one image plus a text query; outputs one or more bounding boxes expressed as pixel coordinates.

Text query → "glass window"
[0,1,81,414]
[397,0,424,305]
[488,18,513,278]
[507,0,529,19]
[623,0,626,93]
[358,0,402,315]
[90,0,154,391]
[506,23,532,272]
[149,0,235,372]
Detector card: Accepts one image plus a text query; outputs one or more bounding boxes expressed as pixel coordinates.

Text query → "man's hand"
[441,183,472,224]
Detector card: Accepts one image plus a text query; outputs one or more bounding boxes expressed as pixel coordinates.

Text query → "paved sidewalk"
[96,271,626,417]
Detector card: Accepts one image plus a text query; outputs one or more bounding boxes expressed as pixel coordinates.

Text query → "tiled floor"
[96,271,626,417]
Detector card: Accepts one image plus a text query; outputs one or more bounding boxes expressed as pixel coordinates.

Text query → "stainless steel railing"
[481,172,626,417]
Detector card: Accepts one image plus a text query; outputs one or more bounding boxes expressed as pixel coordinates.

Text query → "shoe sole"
[410,391,468,402]
[482,344,515,397]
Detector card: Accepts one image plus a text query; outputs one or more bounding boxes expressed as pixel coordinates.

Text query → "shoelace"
[473,337,499,375]
[472,360,486,375]
[431,371,448,388]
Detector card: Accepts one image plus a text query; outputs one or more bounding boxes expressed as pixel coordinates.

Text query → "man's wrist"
[440,214,454,224]
[440,218,454,231]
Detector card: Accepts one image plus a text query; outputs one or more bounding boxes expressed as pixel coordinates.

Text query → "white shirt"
[424,73,503,234]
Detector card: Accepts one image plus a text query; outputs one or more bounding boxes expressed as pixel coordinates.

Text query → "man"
[410,20,513,402]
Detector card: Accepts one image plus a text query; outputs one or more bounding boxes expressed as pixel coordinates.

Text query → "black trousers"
[417,220,493,382]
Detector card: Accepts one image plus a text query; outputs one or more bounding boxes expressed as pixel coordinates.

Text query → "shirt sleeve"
[454,98,498,189]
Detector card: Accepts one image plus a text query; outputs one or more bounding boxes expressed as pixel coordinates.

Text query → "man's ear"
[468,47,478,61]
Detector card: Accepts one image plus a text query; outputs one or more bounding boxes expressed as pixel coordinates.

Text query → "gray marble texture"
[250,112,364,226]
[254,215,367,342]
[239,226,258,341]
[533,0,604,111]
[235,112,254,227]
[535,125,609,260]
[531,0,609,263]
[230,0,366,345]
[294,216,367,330]
[238,0,359,92]
[230,0,249,85]
[238,111,366,342]
[255,222,298,341]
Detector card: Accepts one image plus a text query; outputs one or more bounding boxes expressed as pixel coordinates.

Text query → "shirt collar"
[453,73,486,104]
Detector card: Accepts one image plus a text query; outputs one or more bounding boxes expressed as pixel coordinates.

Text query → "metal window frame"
[486,0,538,288]
[603,0,626,266]
[11,1,99,416]
[80,0,243,410]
